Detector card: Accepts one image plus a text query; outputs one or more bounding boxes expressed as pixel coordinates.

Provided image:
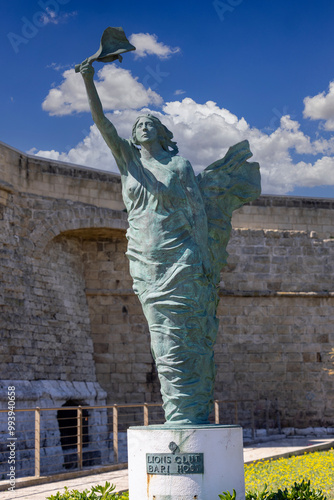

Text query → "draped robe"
[115,139,261,424]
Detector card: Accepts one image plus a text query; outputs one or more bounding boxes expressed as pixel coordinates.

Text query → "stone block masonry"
[233,196,334,239]
[83,235,160,407]
[0,141,159,415]
[216,228,334,427]
[0,140,334,429]
[223,228,334,293]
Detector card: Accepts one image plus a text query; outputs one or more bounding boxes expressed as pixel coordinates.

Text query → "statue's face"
[135,117,158,145]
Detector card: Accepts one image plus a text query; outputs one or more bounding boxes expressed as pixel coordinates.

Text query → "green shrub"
[219,489,237,500]
[219,480,326,500]
[46,482,129,500]
[48,479,325,500]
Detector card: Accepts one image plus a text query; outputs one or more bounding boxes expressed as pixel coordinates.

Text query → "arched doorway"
[57,400,90,469]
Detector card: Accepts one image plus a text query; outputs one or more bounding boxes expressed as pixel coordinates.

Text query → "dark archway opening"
[57,400,99,469]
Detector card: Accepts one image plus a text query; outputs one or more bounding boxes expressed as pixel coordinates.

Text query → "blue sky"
[1,0,334,197]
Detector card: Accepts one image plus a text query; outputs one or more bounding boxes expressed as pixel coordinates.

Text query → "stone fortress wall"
[1,140,334,429]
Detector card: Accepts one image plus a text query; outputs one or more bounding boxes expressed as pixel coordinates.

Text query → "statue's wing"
[197,140,261,280]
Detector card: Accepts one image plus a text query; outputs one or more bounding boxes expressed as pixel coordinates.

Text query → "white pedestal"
[127,424,245,500]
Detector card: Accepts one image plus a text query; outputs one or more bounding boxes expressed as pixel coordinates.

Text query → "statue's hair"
[131,114,179,156]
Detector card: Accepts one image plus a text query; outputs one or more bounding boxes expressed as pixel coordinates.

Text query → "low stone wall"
[0,140,124,211]
[0,380,108,477]
[233,196,334,239]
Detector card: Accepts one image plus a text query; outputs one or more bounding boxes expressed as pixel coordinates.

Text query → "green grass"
[245,449,334,499]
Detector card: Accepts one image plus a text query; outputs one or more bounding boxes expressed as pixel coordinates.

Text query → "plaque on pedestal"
[128,424,245,500]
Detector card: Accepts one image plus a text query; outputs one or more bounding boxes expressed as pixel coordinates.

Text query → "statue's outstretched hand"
[75,58,95,77]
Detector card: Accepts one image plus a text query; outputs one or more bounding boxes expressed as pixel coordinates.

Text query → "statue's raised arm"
[79,61,124,161]
[77,27,136,173]
[79,59,134,175]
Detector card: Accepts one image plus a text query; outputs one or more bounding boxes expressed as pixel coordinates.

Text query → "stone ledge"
[0,179,15,193]
[247,194,334,209]
[86,288,134,296]
[85,289,334,298]
[219,290,334,297]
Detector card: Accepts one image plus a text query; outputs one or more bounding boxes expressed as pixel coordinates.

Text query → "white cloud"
[37,93,334,195]
[40,8,77,25]
[42,65,163,116]
[292,157,334,187]
[32,124,112,167]
[303,81,334,131]
[46,62,72,71]
[129,33,180,59]
[174,89,186,95]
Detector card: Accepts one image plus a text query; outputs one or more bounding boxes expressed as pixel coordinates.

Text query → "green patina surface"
[78,27,261,425]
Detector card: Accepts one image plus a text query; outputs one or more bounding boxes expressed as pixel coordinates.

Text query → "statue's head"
[131,114,178,155]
